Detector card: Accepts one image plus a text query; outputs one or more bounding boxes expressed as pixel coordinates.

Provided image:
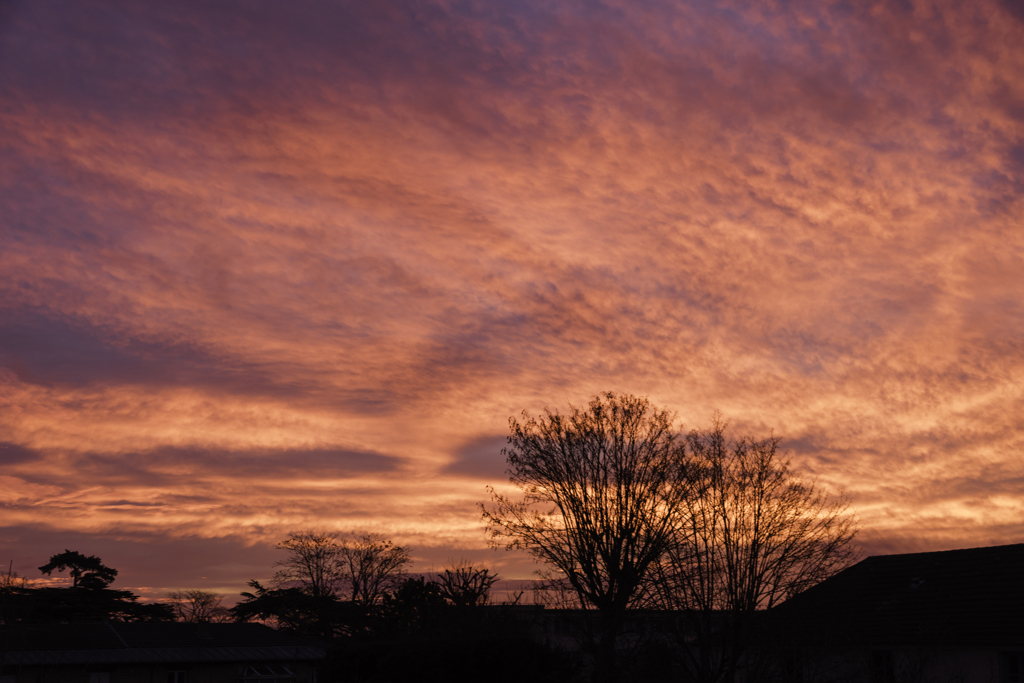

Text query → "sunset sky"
[2,0,1024,601]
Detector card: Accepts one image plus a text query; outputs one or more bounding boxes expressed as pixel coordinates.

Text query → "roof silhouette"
[772,543,1024,648]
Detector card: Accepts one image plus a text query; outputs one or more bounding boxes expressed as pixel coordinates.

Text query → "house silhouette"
[769,543,1024,683]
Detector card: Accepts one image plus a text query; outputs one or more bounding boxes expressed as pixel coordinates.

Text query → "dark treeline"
[0,542,570,683]
[228,530,572,682]
[0,550,175,623]
[1,393,860,683]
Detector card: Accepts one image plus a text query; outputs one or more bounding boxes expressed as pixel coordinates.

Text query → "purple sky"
[2,0,1024,601]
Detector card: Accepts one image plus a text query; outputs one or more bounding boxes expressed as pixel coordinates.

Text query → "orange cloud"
[2,0,1023,592]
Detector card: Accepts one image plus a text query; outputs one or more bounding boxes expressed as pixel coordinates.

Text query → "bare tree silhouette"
[273,530,345,600]
[338,532,411,606]
[437,559,498,607]
[166,589,230,623]
[482,392,694,683]
[647,415,859,683]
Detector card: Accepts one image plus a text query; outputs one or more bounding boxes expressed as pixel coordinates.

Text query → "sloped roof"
[770,543,1024,648]
[0,622,326,665]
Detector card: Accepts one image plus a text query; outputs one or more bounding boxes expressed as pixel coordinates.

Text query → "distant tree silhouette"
[234,530,410,638]
[268,529,411,606]
[39,550,117,589]
[437,560,498,608]
[647,415,859,683]
[378,576,448,636]
[1,552,172,623]
[232,531,349,638]
[166,589,230,623]
[482,392,695,683]
[231,580,336,635]
[233,539,575,682]
[1,562,28,589]
[337,532,411,606]
[273,531,345,600]
[0,562,32,624]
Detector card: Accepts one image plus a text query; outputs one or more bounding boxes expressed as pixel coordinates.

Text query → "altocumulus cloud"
[1,0,1024,591]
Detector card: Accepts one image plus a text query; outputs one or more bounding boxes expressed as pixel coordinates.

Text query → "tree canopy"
[39,550,118,590]
[483,395,859,683]
[649,416,858,682]
[273,531,345,600]
[232,529,412,638]
[338,532,411,606]
[1,551,173,624]
[437,560,499,608]
[482,392,696,681]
